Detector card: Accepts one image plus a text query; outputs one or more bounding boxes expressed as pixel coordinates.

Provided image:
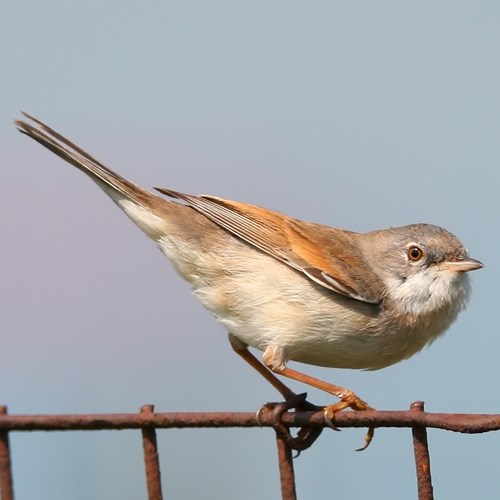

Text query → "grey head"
[360,223,483,316]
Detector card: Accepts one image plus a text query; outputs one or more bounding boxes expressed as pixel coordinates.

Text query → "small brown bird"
[16,113,483,449]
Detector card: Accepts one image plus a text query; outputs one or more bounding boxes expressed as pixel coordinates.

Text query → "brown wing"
[155,188,383,304]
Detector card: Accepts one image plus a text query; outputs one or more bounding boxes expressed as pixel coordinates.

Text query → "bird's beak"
[440,258,484,273]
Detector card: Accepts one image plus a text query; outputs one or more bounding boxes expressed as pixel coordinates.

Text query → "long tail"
[16,113,171,239]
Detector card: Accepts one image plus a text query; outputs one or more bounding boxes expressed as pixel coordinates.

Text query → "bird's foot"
[258,393,323,453]
[323,390,375,451]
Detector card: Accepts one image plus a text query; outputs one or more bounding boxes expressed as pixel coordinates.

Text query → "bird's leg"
[228,335,295,400]
[273,366,373,411]
[263,345,375,451]
[228,335,323,451]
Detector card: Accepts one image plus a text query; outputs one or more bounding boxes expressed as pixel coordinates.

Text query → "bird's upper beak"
[440,257,484,273]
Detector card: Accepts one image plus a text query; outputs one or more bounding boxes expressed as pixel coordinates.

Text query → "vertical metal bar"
[410,401,434,500]
[275,432,297,500]
[141,405,164,500]
[0,406,14,500]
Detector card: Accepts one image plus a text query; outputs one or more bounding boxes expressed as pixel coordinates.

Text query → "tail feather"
[16,113,172,239]
[15,113,153,209]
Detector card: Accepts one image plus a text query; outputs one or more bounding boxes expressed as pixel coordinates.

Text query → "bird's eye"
[407,245,424,262]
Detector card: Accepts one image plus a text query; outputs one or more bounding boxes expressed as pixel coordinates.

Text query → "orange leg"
[229,336,295,400]
[276,366,373,412]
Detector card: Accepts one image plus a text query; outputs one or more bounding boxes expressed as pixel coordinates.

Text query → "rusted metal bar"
[141,405,164,500]
[0,407,14,500]
[411,402,434,500]
[275,432,297,500]
[0,406,498,434]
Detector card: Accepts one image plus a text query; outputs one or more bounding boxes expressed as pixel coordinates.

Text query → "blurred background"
[1,2,499,499]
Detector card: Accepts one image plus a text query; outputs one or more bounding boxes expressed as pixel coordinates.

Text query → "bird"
[16,113,483,449]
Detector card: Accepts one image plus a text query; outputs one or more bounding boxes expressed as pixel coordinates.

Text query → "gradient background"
[1,2,499,499]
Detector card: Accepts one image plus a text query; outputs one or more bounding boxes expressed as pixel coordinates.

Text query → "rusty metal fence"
[0,400,499,500]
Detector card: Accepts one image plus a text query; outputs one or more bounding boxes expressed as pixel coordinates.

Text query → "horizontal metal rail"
[0,406,498,433]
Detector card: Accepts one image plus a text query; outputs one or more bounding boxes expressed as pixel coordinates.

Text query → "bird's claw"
[323,392,376,451]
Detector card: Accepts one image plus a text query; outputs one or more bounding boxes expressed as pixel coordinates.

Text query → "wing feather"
[155,188,383,304]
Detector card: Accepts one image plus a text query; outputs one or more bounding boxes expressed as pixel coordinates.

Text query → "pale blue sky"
[1,2,499,499]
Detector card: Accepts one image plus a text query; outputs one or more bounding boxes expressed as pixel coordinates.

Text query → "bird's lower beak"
[440,258,484,273]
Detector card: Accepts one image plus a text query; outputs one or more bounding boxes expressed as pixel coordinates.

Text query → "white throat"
[385,268,471,317]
